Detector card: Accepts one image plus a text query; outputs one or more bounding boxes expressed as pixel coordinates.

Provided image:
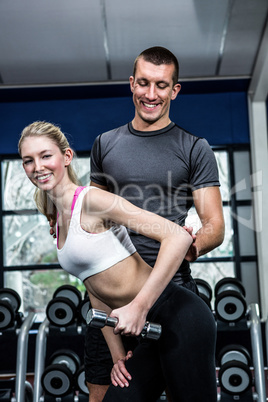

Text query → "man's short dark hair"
[133,46,179,86]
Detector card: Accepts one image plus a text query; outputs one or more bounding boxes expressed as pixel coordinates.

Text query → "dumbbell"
[0,288,22,330]
[194,278,213,309]
[86,308,162,340]
[46,285,82,327]
[214,277,247,322]
[218,344,252,396]
[41,349,80,397]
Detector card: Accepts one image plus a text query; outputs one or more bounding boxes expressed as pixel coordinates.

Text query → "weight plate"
[76,366,89,395]
[215,290,247,322]
[215,278,246,298]
[41,364,73,397]
[219,361,252,395]
[0,288,21,312]
[194,278,213,301]
[0,301,14,330]
[46,297,76,327]
[79,298,91,323]
[49,349,81,374]
[218,344,251,367]
[53,285,82,307]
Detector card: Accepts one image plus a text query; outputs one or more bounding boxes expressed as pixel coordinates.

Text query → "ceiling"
[0,0,268,89]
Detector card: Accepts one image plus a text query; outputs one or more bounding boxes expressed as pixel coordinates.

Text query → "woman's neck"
[48,182,78,216]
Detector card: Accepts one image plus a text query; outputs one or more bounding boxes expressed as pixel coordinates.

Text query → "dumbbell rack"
[33,319,87,402]
[217,303,266,401]
[0,311,36,402]
[14,312,36,402]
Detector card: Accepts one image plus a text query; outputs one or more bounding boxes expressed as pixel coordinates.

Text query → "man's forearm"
[195,219,225,257]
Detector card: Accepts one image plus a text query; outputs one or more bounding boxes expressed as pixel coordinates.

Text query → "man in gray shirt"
[85,46,225,401]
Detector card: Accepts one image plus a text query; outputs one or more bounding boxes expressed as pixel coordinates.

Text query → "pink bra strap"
[71,186,87,216]
[57,186,86,248]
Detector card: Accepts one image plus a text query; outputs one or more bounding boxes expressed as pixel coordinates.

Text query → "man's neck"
[131,117,171,132]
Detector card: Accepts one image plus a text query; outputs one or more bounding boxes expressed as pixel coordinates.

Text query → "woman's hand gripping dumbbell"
[86,308,162,340]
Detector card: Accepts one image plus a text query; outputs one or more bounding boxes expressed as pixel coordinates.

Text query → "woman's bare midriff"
[83,252,152,309]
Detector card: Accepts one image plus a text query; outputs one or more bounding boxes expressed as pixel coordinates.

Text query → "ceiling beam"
[248,15,268,102]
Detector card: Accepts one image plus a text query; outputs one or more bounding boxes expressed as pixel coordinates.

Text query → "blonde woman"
[19,121,217,402]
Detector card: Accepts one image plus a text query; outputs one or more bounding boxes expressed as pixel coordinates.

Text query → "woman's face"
[20,135,70,192]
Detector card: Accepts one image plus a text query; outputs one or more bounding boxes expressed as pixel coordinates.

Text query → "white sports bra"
[57,186,136,282]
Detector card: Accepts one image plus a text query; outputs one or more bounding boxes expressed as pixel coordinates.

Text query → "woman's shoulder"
[83,185,115,213]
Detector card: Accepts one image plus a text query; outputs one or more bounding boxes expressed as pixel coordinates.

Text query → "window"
[186,146,259,306]
[0,146,258,320]
[0,153,90,321]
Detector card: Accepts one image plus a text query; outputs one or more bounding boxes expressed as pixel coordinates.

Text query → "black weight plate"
[219,361,252,395]
[194,278,213,301]
[0,301,14,330]
[0,288,21,312]
[79,298,91,323]
[215,277,246,298]
[46,297,76,327]
[41,364,73,397]
[215,290,247,322]
[53,285,82,307]
[75,366,89,395]
[49,349,81,374]
[218,344,251,366]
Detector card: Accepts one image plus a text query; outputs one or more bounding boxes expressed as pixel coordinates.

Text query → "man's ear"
[171,83,181,100]
[129,76,135,93]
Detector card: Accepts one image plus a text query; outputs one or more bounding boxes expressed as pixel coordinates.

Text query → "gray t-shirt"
[90,122,220,281]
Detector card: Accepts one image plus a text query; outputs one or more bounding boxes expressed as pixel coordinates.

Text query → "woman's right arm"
[88,293,133,387]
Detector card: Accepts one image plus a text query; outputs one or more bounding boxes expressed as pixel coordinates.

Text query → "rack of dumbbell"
[210,277,266,401]
[0,288,36,402]
[33,285,90,402]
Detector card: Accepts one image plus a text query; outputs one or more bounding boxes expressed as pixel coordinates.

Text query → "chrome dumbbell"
[86,308,161,340]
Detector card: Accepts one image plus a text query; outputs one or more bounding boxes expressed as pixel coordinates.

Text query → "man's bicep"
[192,186,224,223]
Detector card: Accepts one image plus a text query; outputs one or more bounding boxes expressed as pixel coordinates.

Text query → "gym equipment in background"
[194,278,213,309]
[217,344,253,400]
[41,349,81,398]
[0,288,23,330]
[46,285,82,327]
[75,365,89,397]
[0,288,36,402]
[214,277,247,323]
[33,285,88,402]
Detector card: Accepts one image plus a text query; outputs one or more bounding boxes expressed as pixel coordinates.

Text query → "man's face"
[129,58,181,130]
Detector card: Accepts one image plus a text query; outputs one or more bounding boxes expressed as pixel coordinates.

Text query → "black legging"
[103,282,217,402]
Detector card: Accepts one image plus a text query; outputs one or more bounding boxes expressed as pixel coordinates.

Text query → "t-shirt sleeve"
[189,138,220,191]
[90,135,107,186]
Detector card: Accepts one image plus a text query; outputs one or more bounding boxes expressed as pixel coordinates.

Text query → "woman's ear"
[64,148,73,166]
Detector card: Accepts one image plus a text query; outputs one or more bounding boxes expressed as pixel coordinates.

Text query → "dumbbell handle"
[86,308,161,340]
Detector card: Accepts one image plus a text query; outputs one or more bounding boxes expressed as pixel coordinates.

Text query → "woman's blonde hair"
[18,121,81,222]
